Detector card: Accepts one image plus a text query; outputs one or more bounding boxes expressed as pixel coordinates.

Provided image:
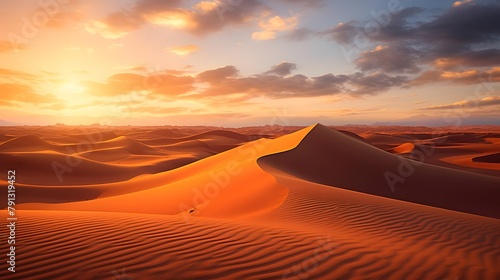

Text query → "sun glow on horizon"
[55,81,87,104]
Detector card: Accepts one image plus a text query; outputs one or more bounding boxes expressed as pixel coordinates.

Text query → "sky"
[0,0,499,127]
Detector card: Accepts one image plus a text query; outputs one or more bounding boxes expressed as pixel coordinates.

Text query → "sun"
[58,81,86,96]
[54,81,87,103]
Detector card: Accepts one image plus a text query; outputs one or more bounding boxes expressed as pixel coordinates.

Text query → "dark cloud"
[348,72,407,95]
[264,62,297,76]
[324,7,421,44]
[199,72,344,98]
[417,3,500,49]
[325,2,500,85]
[321,7,424,49]
[197,66,239,83]
[196,64,405,98]
[355,45,420,73]
[434,49,500,70]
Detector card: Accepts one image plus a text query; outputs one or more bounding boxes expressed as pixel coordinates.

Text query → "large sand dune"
[0,124,499,279]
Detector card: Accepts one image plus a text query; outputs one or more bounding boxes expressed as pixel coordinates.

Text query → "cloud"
[198,66,239,83]
[44,3,84,28]
[411,67,500,86]
[84,10,143,39]
[196,64,405,98]
[128,65,148,72]
[0,68,38,81]
[167,44,199,56]
[433,49,500,70]
[327,3,500,50]
[187,0,264,35]
[323,2,500,87]
[0,83,59,106]
[323,7,423,45]
[422,96,500,110]
[85,72,195,97]
[416,3,500,51]
[452,0,474,8]
[452,0,474,7]
[0,60,409,113]
[85,0,265,38]
[252,15,298,40]
[355,45,420,73]
[348,72,407,95]
[265,62,297,76]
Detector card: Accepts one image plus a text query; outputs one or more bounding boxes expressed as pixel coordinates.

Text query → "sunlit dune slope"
[258,124,500,218]
[14,125,315,219]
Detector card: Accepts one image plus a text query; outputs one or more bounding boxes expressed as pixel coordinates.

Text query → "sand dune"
[360,133,410,150]
[1,124,499,279]
[258,124,500,218]
[473,153,500,163]
[391,142,415,153]
[42,131,119,144]
[0,135,65,152]
[0,134,14,143]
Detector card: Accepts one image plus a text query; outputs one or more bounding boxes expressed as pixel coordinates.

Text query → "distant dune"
[473,153,500,163]
[0,124,499,279]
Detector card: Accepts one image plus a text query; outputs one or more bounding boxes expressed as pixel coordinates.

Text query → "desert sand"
[1,124,499,279]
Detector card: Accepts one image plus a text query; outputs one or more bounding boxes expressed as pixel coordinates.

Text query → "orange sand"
[0,124,499,279]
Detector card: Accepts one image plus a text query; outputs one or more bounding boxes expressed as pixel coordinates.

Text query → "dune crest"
[258,124,500,218]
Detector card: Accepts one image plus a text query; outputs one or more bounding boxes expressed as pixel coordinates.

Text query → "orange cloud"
[84,20,130,39]
[85,72,195,97]
[194,1,219,12]
[0,83,59,106]
[0,68,38,81]
[422,96,500,110]
[452,0,474,8]
[441,69,479,79]
[167,44,199,56]
[85,9,144,39]
[145,9,195,29]
[411,67,500,85]
[252,15,299,40]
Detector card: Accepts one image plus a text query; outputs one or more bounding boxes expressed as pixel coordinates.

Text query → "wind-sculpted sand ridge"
[0,124,499,279]
[258,124,500,218]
